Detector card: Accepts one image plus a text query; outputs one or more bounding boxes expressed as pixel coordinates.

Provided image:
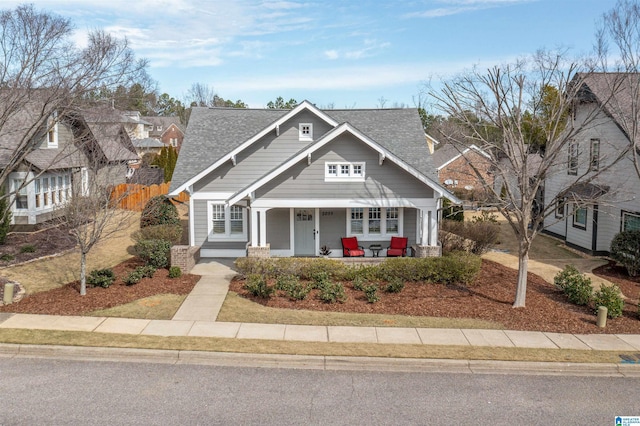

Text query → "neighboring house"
[132,137,165,158]
[2,103,138,226]
[168,101,459,258]
[431,143,493,201]
[543,73,639,255]
[145,116,185,152]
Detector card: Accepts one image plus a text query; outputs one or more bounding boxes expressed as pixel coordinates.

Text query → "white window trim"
[572,205,587,230]
[622,210,640,232]
[346,207,403,240]
[207,202,248,241]
[325,162,366,182]
[299,123,313,141]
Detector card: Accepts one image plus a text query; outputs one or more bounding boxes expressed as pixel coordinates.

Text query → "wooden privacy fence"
[111,182,189,211]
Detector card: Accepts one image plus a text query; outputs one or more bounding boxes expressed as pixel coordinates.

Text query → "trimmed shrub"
[20,244,36,253]
[352,275,365,291]
[385,277,405,293]
[140,196,180,229]
[87,268,115,288]
[132,224,183,245]
[419,253,482,285]
[310,271,331,289]
[553,265,593,306]
[363,284,379,303]
[123,267,145,286]
[133,239,171,268]
[593,284,624,318]
[610,230,640,276]
[286,281,311,301]
[244,274,275,298]
[275,274,299,292]
[168,266,182,278]
[319,282,346,304]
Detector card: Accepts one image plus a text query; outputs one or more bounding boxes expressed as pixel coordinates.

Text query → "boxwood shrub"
[610,230,640,276]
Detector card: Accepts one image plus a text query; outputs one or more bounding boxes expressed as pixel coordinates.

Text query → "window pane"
[623,213,640,231]
[351,208,363,233]
[369,208,381,234]
[230,206,243,234]
[574,207,587,226]
[211,204,225,234]
[386,208,398,233]
[340,164,350,175]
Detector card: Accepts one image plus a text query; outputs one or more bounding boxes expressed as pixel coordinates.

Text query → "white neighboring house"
[543,73,640,255]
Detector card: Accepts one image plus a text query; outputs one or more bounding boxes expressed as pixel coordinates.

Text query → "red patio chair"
[386,236,408,257]
[341,236,365,257]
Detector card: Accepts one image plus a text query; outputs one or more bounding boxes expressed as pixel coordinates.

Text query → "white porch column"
[259,208,268,246]
[250,208,259,246]
[420,208,429,246]
[250,208,269,247]
[428,209,437,246]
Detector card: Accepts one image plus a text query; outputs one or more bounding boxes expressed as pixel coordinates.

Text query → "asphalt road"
[0,357,637,425]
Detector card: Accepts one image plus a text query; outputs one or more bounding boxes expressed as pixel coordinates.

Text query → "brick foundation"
[170,245,201,274]
[412,245,442,258]
[247,244,271,258]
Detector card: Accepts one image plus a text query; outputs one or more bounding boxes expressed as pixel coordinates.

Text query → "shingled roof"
[170,103,437,193]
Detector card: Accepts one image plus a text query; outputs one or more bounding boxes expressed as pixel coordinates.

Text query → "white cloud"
[324,50,339,60]
[405,0,535,18]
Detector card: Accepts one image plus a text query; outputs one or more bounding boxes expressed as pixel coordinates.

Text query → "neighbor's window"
[622,211,640,232]
[555,198,565,218]
[46,111,58,148]
[208,203,246,240]
[590,139,600,172]
[573,206,587,229]
[568,142,578,175]
[12,179,27,210]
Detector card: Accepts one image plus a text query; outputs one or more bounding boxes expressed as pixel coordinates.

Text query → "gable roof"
[169,101,455,201]
[576,72,640,143]
[432,143,491,171]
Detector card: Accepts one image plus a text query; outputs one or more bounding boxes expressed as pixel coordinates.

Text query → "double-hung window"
[348,207,402,238]
[208,203,247,240]
[590,138,600,171]
[46,111,58,149]
[568,142,578,175]
[12,179,27,210]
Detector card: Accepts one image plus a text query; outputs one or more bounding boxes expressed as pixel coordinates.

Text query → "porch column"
[416,208,440,257]
[250,208,259,246]
[248,207,270,258]
[258,208,268,246]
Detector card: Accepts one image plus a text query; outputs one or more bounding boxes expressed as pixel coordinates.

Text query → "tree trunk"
[513,240,529,308]
[80,251,87,296]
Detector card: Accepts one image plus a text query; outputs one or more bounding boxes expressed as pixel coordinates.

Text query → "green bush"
[593,284,624,318]
[610,230,640,276]
[139,265,157,278]
[132,224,183,245]
[140,196,180,228]
[385,277,405,293]
[352,275,365,291]
[442,197,464,222]
[133,239,171,268]
[553,265,593,306]
[168,266,182,278]
[244,274,275,298]
[20,244,36,253]
[0,253,14,262]
[363,284,379,303]
[310,271,331,289]
[275,274,299,292]
[420,253,482,285]
[319,282,346,304]
[285,281,311,301]
[87,268,115,288]
[123,268,144,286]
[0,190,12,245]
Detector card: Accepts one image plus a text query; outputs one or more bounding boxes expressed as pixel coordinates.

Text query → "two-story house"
[145,116,185,152]
[168,101,458,259]
[3,101,138,227]
[543,73,639,254]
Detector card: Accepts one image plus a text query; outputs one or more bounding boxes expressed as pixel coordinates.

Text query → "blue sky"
[12,0,618,108]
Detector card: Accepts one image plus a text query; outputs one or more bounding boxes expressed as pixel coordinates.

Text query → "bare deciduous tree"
[429,50,625,308]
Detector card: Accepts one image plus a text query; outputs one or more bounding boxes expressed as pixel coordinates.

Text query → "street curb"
[2,343,639,376]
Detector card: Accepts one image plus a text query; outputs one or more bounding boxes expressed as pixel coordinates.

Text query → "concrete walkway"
[1,258,640,353]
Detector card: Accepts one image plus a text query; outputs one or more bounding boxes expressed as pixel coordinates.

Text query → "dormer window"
[299,123,313,141]
[46,111,58,148]
[325,162,366,181]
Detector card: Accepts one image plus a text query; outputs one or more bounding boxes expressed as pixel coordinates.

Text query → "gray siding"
[195,111,335,193]
[256,134,433,200]
[266,208,290,250]
[319,208,347,252]
[193,199,249,249]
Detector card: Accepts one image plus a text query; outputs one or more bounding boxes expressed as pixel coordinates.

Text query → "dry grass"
[87,294,186,320]
[0,328,628,364]
[1,212,140,294]
[218,291,504,329]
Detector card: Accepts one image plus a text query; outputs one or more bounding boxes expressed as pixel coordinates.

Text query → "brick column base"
[247,244,270,258]
[412,245,442,258]
[170,245,201,274]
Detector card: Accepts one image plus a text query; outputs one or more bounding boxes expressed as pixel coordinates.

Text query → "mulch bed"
[0,258,200,316]
[0,226,77,267]
[230,259,640,335]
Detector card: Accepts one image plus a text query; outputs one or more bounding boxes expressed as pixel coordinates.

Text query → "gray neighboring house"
[2,102,138,227]
[168,101,458,258]
[543,73,640,255]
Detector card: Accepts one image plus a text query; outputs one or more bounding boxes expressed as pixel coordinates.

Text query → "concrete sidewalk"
[0,257,639,352]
